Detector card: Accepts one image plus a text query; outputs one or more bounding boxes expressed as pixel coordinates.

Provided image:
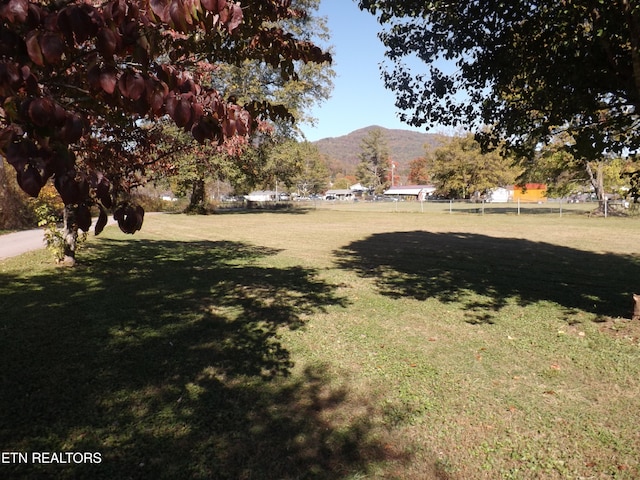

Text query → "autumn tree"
[355,128,390,194]
[357,1,640,207]
[0,0,330,263]
[407,156,430,185]
[151,121,222,214]
[428,134,519,199]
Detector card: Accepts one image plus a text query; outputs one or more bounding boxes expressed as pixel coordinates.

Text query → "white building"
[486,187,512,203]
[383,185,437,201]
[324,189,355,201]
[245,190,277,202]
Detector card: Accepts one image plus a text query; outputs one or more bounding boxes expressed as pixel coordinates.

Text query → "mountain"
[312,125,448,175]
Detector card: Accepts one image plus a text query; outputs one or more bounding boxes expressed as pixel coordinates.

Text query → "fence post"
[604,197,608,218]
[517,199,520,215]
[449,200,453,214]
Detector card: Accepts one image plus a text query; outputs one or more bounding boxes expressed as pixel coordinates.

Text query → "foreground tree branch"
[0,0,331,255]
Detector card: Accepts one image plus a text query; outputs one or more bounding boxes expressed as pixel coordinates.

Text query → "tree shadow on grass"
[334,231,640,323]
[213,205,311,215]
[0,239,408,479]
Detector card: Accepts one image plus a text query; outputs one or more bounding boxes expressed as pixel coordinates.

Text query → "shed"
[487,187,512,203]
[324,189,354,200]
[513,184,547,203]
[383,185,437,201]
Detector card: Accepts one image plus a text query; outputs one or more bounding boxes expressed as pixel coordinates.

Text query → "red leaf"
[52,103,67,126]
[5,0,28,22]
[191,102,203,122]
[40,32,65,64]
[227,3,243,32]
[89,172,112,208]
[165,95,177,118]
[173,97,192,127]
[99,68,118,94]
[148,94,165,114]
[28,97,56,127]
[219,4,229,24]
[5,139,35,169]
[0,63,21,90]
[25,31,43,66]
[66,5,92,43]
[200,0,217,12]
[76,204,92,232]
[87,65,101,91]
[55,173,82,205]
[179,77,197,94]
[0,128,15,151]
[114,204,144,234]
[118,72,145,100]
[95,208,108,235]
[59,113,85,143]
[223,118,236,137]
[236,119,247,136]
[17,165,43,197]
[169,0,189,31]
[96,27,118,57]
[150,0,171,22]
[229,105,249,136]
[191,122,206,143]
[104,0,127,23]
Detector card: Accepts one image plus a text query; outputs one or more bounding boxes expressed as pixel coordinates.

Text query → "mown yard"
[1,207,640,479]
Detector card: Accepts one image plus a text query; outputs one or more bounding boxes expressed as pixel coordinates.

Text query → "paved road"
[0,228,47,260]
[0,217,119,260]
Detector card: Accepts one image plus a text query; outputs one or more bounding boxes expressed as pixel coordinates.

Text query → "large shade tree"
[0,0,330,262]
[407,156,430,185]
[171,0,334,210]
[428,134,519,199]
[357,0,640,205]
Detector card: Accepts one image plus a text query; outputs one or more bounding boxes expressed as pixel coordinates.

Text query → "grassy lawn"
[1,207,640,479]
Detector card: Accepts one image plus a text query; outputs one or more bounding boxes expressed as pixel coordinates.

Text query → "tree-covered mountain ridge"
[312,125,448,172]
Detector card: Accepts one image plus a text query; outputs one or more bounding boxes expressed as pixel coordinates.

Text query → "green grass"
[1,207,640,479]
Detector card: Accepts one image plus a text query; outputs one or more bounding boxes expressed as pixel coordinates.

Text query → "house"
[349,183,369,196]
[349,182,368,192]
[486,187,512,203]
[513,184,547,203]
[245,190,277,202]
[383,185,437,201]
[324,189,355,201]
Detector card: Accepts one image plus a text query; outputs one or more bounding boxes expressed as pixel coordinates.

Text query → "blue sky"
[299,0,433,142]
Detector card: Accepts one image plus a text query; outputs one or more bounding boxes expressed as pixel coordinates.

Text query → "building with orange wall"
[512,184,547,202]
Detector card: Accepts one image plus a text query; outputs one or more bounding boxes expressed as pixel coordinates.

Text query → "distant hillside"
[313,125,448,176]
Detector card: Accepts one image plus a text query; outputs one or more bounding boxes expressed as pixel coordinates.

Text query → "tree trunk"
[186,178,206,214]
[633,294,640,321]
[62,205,78,266]
[585,160,606,213]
